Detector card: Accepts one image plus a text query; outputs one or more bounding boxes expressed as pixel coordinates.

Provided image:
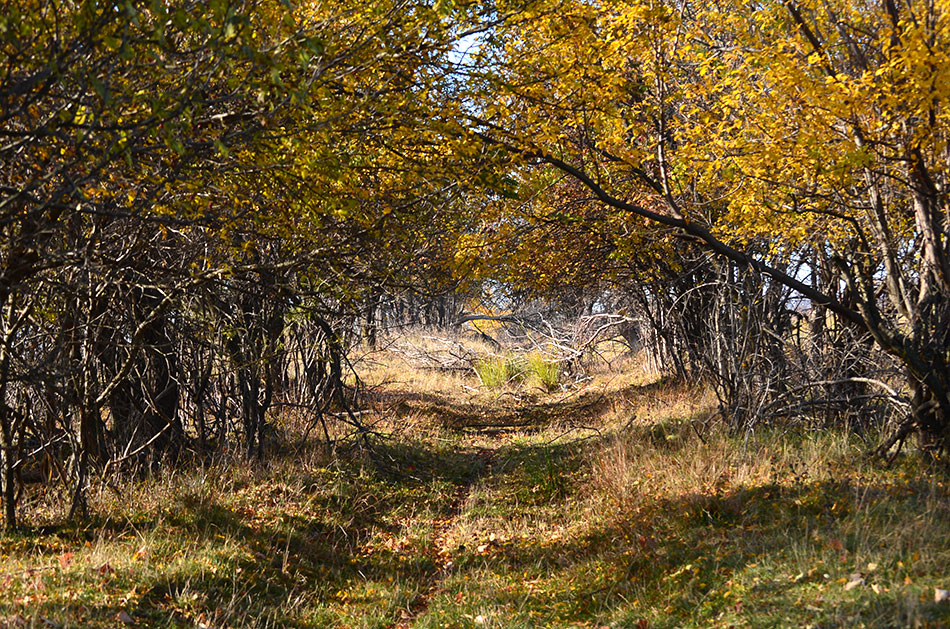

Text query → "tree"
[462,0,950,452]
[0,0,488,528]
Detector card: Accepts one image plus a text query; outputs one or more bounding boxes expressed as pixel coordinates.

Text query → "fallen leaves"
[96,563,115,577]
[56,553,74,570]
[0,374,947,629]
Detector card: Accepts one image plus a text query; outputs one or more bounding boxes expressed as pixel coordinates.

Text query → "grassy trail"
[394,448,492,627]
[1,358,949,627]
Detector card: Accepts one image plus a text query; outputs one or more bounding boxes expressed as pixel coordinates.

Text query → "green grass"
[525,352,560,391]
[473,352,559,391]
[1,364,949,628]
[473,354,525,388]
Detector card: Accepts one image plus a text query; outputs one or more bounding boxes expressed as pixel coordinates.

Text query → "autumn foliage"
[1,0,949,533]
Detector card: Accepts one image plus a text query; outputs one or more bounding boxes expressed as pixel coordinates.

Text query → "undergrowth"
[1,347,947,628]
[473,354,524,388]
[473,352,560,391]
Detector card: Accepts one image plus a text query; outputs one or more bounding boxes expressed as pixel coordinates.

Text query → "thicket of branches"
[612,244,900,435]
[3,0,950,530]
[0,0,485,529]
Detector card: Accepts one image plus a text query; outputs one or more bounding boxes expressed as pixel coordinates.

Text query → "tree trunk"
[0,402,16,530]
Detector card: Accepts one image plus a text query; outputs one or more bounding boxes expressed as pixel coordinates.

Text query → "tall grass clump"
[525,352,559,391]
[474,354,525,388]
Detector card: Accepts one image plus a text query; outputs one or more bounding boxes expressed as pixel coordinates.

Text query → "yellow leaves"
[72,105,91,127]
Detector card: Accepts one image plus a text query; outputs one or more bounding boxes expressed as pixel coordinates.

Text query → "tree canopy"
[461,0,950,451]
[2,0,949,528]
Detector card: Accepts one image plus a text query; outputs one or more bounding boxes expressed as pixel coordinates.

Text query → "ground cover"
[1,349,948,627]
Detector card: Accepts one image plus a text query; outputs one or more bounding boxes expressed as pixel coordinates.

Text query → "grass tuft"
[473,354,525,388]
[524,352,560,391]
[473,352,560,391]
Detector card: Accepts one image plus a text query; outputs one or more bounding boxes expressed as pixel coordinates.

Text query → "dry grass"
[583,409,950,627]
[1,342,948,627]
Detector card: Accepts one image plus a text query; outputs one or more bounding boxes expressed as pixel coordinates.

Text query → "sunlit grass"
[1,348,948,627]
[472,352,560,391]
[524,352,560,391]
[473,354,525,388]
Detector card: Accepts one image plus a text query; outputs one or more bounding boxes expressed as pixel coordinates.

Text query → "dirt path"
[393,447,496,628]
[374,382,603,628]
